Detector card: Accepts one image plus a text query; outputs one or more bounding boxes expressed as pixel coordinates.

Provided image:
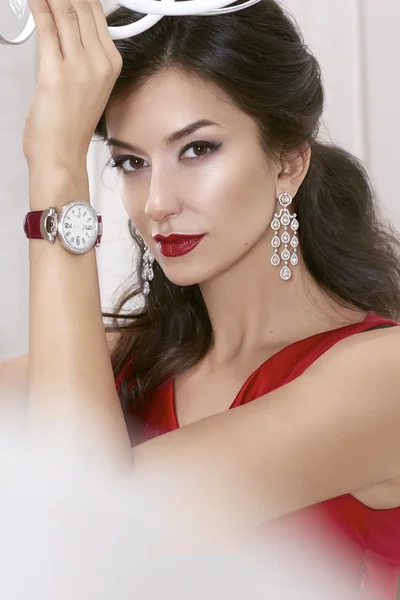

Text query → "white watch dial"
[61,204,97,252]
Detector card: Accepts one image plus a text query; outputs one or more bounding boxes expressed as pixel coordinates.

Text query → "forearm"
[27,167,131,468]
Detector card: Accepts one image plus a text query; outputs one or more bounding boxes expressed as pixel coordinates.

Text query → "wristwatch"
[23,201,103,254]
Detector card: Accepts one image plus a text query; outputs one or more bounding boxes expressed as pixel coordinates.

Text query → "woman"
[6,0,400,597]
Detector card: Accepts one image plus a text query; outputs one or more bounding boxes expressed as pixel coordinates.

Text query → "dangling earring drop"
[142,246,154,296]
[270,192,299,281]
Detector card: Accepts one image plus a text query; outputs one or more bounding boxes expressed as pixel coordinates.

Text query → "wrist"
[28,165,90,210]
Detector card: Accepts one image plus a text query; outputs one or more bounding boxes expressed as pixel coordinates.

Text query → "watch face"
[60,203,98,253]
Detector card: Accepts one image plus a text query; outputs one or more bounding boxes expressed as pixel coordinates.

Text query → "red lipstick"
[153,233,205,258]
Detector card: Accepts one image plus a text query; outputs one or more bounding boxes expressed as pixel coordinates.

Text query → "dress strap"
[363,323,398,332]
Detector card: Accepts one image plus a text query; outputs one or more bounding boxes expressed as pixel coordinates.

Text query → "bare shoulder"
[300,323,400,426]
[306,321,400,376]
[341,319,399,347]
[313,324,400,508]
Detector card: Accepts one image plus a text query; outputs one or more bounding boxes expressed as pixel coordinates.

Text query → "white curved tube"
[202,0,262,15]
[108,14,165,40]
[0,13,35,45]
[0,0,261,45]
[109,0,173,41]
[117,0,238,16]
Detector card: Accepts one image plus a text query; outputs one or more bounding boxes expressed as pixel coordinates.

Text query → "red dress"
[117,311,400,598]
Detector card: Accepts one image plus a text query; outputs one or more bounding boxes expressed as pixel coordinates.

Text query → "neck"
[199,235,365,366]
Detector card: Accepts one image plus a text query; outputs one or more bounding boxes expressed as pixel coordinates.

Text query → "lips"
[153,233,205,258]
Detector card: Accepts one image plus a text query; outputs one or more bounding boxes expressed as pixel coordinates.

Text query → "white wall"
[1,0,399,359]
[280,0,366,159]
[281,0,400,223]
[0,7,36,359]
[360,0,400,224]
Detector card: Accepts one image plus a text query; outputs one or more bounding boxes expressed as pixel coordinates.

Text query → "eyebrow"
[106,119,222,153]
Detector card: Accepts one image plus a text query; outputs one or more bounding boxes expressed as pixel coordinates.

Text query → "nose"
[144,168,182,223]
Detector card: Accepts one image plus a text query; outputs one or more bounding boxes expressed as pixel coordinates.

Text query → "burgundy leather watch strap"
[23,211,44,240]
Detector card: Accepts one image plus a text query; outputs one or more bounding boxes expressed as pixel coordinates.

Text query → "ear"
[277,144,311,198]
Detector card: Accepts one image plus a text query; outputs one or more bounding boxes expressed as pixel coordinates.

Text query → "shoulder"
[305,322,400,380]
[249,323,400,511]
[285,324,400,479]
[298,323,400,420]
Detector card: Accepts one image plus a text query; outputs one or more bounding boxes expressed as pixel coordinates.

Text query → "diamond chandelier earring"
[142,246,155,296]
[270,192,299,281]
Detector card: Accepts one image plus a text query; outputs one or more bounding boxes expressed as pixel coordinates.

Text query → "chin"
[161,264,213,288]
[164,273,203,288]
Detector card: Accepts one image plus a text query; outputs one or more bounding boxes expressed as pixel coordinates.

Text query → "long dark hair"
[95,0,400,412]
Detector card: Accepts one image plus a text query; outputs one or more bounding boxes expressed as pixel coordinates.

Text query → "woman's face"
[105,69,281,287]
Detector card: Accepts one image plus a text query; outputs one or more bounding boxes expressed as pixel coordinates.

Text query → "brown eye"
[192,144,209,157]
[129,157,145,169]
[111,155,148,173]
[181,141,221,160]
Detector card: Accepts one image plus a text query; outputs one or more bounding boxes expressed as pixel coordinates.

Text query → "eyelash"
[108,141,222,175]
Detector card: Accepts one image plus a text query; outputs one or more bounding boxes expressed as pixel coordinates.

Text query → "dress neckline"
[169,311,388,430]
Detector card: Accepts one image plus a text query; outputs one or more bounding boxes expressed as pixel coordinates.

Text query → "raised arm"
[23,0,129,467]
[0,333,119,414]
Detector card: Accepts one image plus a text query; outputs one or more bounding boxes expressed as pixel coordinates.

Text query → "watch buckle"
[95,212,103,248]
[40,207,58,244]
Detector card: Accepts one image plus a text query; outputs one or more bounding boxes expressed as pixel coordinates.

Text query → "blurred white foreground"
[0,408,361,600]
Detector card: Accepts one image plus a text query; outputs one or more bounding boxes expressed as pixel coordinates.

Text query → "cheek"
[204,167,274,231]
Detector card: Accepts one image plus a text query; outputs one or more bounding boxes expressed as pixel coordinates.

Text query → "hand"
[23,0,122,173]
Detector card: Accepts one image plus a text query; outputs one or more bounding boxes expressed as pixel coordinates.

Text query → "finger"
[87,0,122,67]
[28,0,62,67]
[46,0,84,60]
[69,0,100,51]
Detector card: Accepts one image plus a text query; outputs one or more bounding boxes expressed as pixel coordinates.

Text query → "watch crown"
[48,214,58,238]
